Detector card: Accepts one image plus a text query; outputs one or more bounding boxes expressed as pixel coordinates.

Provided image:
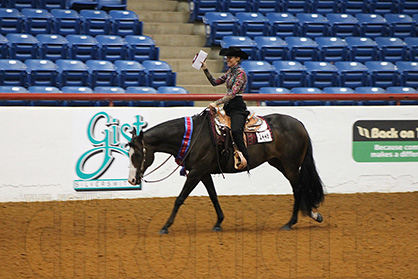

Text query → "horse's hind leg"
[160,173,201,234]
[268,158,301,230]
[201,174,224,232]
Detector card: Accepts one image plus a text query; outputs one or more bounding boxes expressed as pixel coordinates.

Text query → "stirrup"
[234,150,247,170]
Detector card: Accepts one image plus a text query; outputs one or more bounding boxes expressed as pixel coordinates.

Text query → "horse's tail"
[299,137,325,215]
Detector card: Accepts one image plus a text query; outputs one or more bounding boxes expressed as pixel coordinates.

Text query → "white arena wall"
[0,106,417,203]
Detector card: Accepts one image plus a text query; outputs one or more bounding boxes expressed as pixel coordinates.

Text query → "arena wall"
[1,106,417,203]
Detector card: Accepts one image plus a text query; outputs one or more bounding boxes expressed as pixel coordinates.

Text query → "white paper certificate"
[192,50,208,70]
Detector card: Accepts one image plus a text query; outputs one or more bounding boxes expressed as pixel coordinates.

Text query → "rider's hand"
[208,102,217,112]
[201,61,207,70]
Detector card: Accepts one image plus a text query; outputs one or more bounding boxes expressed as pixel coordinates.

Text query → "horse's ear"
[131,127,137,138]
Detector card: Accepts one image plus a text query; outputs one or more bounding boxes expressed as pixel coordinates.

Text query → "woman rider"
[201,47,250,169]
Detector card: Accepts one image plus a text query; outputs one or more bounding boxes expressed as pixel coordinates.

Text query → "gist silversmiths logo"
[73,111,147,191]
[353,120,418,162]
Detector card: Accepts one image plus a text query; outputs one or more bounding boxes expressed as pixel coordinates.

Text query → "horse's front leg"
[201,174,224,232]
[160,173,201,235]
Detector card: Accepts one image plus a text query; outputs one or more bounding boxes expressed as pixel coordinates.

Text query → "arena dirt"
[0,192,417,279]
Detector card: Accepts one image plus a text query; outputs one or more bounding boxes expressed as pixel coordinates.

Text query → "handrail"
[0,93,417,105]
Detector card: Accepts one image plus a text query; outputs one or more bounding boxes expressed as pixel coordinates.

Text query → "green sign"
[353,120,418,162]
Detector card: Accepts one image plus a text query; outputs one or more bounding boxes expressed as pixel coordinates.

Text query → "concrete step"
[176,71,225,84]
[165,59,224,72]
[138,11,189,23]
[127,0,178,12]
[180,84,226,95]
[144,22,195,35]
[159,46,222,60]
[151,34,206,47]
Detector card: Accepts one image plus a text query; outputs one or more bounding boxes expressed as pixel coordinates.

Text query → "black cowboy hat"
[219,47,249,59]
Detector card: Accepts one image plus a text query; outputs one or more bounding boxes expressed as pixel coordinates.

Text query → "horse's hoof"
[280,224,292,231]
[212,226,222,232]
[160,228,169,235]
[315,213,323,223]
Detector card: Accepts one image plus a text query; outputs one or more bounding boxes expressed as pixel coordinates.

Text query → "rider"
[201,46,250,169]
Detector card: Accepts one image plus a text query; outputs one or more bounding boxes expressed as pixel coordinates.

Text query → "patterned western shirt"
[204,64,247,106]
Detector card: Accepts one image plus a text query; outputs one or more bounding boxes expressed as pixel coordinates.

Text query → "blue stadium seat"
[384,14,415,38]
[96,35,128,62]
[6,33,39,60]
[28,85,61,106]
[0,8,24,34]
[114,60,146,88]
[0,85,28,106]
[296,13,330,38]
[273,60,307,88]
[5,0,37,10]
[399,0,418,15]
[220,36,257,60]
[354,86,389,105]
[29,85,60,92]
[369,0,399,14]
[356,13,388,38]
[259,86,293,106]
[36,34,68,61]
[94,86,126,106]
[188,0,221,22]
[304,61,338,88]
[395,61,418,87]
[387,86,418,104]
[68,0,98,10]
[61,84,95,106]
[142,60,176,88]
[285,36,319,62]
[334,61,368,88]
[241,60,275,93]
[366,61,399,88]
[345,37,378,63]
[326,13,360,37]
[50,9,81,35]
[340,0,369,14]
[22,8,53,35]
[203,12,238,46]
[290,87,324,105]
[125,35,159,62]
[66,35,99,61]
[109,10,142,36]
[404,37,418,61]
[315,37,348,62]
[97,0,127,11]
[0,59,27,86]
[252,0,280,14]
[39,0,66,10]
[375,37,408,62]
[280,0,311,13]
[235,12,269,38]
[86,60,118,88]
[254,36,288,63]
[125,86,158,106]
[223,0,252,14]
[61,86,93,93]
[323,86,357,105]
[0,35,8,58]
[25,59,58,87]
[311,0,339,14]
[56,59,89,87]
[80,10,110,36]
[266,13,299,37]
[158,86,193,107]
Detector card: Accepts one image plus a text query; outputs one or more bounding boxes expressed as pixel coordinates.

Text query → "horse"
[128,110,325,234]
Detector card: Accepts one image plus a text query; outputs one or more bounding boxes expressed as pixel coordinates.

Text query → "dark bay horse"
[128,110,325,234]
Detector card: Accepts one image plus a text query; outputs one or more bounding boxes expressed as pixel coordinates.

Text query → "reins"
[141,109,210,183]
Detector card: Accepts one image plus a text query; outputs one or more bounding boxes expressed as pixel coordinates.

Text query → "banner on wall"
[353,120,418,162]
[73,111,147,191]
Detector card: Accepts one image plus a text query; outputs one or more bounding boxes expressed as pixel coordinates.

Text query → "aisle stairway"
[127,0,225,106]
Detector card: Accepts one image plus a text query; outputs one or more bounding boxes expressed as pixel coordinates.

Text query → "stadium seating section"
[0,0,418,106]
